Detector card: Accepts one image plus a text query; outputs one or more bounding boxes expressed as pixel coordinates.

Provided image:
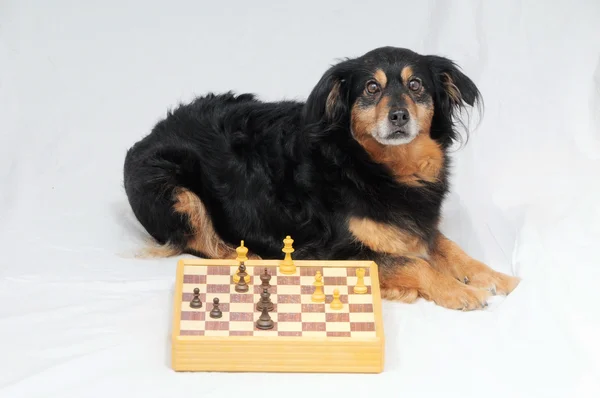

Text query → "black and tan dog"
[123,46,520,311]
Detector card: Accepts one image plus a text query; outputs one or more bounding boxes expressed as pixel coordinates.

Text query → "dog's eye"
[365,81,380,94]
[408,78,422,91]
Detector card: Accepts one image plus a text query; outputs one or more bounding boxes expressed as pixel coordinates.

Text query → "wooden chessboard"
[171,257,385,373]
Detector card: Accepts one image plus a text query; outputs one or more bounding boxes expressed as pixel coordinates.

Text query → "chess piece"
[189,287,202,308]
[256,304,274,330]
[311,271,325,303]
[279,235,296,275]
[260,268,271,289]
[353,268,368,294]
[329,288,343,310]
[256,287,274,312]
[233,240,251,284]
[235,264,249,293]
[210,297,222,318]
[233,262,251,284]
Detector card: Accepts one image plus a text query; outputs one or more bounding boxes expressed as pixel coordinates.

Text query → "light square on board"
[277,303,301,313]
[325,321,351,333]
[228,302,253,313]
[277,320,303,332]
[301,312,326,323]
[277,284,301,295]
[183,265,208,276]
[229,321,255,332]
[348,293,373,305]
[349,312,375,323]
[180,320,205,332]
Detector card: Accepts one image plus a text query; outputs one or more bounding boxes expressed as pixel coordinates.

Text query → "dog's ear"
[427,55,481,117]
[303,63,349,125]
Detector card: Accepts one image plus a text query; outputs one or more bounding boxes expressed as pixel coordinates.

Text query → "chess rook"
[353,268,368,294]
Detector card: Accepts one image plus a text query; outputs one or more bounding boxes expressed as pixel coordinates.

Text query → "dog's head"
[304,47,481,148]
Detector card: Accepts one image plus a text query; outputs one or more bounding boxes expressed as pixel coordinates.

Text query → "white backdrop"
[1,1,599,397]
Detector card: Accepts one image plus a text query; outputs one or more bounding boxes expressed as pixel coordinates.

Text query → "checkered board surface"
[179,264,376,338]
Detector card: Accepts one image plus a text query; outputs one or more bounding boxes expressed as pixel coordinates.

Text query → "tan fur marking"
[136,240,182,258]
[430,234,521,295]
[380,285,419,303]
[325,80,341,118]
[350,96,389,140]
[380,256,492,310]
[374,69,387,88]
[442,73,462,105]
[172,188,240,259]
[348,217,428,257]
[358,128,443,186]
[404,94,434,136]
[401,66,413,83]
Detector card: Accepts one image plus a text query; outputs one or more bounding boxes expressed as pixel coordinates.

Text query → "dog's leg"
[172,187,261,259]
[379,256,493,310]
[429,233,520,295]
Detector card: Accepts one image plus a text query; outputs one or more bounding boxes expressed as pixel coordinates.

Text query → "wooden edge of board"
[171,259,186,363]
[369,260,385,364]
[174,333,381,343]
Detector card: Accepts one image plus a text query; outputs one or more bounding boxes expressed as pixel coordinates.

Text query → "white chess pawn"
[312,271,325,303]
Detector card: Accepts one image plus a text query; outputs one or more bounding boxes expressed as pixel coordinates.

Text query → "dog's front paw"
[467,269,520,296]
[429,279,492,311]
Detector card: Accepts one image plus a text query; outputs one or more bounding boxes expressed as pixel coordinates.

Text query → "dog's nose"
[389,108,410,127]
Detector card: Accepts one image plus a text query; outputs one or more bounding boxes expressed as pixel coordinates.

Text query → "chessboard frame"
[171,258,385,373]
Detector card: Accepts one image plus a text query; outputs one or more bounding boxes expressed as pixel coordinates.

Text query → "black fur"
[123,46,481,261]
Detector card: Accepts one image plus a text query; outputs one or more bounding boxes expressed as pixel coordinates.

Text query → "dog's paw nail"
[463,276,469,284]
[489,284,497,295]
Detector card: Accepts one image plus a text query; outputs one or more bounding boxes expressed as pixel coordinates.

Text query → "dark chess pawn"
[235,264,249,293]
[210,297,222,319]
[256,287,274,312]
[260,268,271,289]
[256,304,274,330]
[189,287,202,308]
